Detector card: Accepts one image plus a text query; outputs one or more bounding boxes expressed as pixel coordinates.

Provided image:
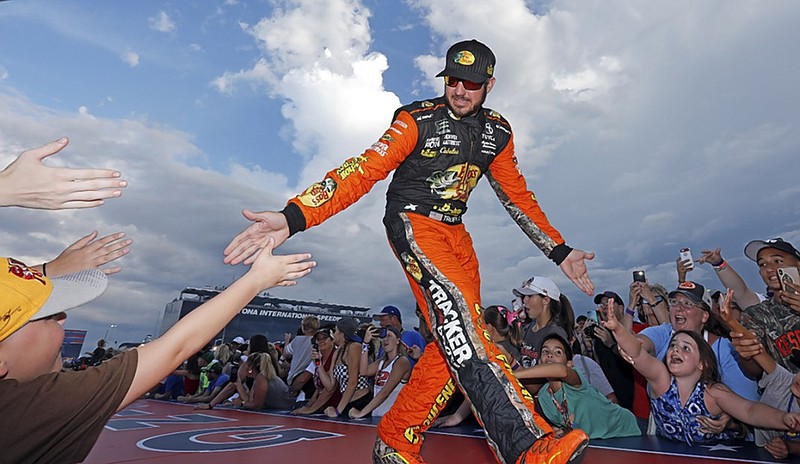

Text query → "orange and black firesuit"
[280,93,579,463]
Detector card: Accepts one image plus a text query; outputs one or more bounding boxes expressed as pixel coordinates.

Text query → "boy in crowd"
[516,333,641,439]
[0,239,314,463]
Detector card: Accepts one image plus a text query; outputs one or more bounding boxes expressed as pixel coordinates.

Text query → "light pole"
[104,324,117,342]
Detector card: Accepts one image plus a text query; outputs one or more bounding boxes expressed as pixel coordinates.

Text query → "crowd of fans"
[2,139,798,461]
[143,238,800,460]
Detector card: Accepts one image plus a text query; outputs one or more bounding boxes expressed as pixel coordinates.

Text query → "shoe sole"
[568,439,589,463]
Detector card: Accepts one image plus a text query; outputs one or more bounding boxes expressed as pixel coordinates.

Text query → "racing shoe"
[517,429,589,464]
[372,436,426,464]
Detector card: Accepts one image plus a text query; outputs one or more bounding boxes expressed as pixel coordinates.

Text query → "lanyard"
[548,384,573,429]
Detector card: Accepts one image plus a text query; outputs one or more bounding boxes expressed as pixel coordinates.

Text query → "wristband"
[713,260,728,271]
[42,262,47,277]
[335,407,341,416]
[709,258,724,267]
[625,307,635,317]
[361,343,369,353]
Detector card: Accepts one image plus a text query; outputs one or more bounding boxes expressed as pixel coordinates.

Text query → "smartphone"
[778,267,800,294]
[679,247,694,270]
[633,270,646,283]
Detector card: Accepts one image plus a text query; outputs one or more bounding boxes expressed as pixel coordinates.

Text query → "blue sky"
[1,0,799,348]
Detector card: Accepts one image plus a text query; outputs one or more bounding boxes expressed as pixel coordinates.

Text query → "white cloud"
[148,11,176,34]
[121,50,140,67]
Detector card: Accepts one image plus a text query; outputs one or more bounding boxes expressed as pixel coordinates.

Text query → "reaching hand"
[764,437,789,460]
[47,230,132,277]
[224,210,291,265]
[0,137,127,209]
[599,300,621,332]
[696,413,731,434]
[244,237,315,289]
[698,248,723,266]
[558,248,595,295]
[719,289,756,336]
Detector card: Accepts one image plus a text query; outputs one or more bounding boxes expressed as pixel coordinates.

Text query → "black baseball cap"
[593,291,624,306]
[668,281,710,311]
[436,39,496,83]
[744,237,800,262]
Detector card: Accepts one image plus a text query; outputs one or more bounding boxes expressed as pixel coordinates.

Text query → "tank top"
[333,362,371,393]
[650,377,737,445]
[372,356,408,416]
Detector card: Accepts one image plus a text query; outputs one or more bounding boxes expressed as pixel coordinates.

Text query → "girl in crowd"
[513,276,574,367]
[601,301,800,445]
[482,305,522,368]
[235,351,295,410]
[320,317,372,417]
[349,325,411,418]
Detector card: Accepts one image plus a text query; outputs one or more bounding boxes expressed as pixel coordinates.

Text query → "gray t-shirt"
[755,364,800,446]
[285,335,313,383]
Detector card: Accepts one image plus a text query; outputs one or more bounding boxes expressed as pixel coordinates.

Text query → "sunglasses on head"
[444,76,485,91]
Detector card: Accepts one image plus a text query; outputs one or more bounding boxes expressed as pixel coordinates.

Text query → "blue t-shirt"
[640,323,759,401]
[401,329,427,368]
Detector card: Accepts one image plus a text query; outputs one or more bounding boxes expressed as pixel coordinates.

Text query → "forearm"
[210,383,236,407]
[716,267,760,308]
[121,275,262,408]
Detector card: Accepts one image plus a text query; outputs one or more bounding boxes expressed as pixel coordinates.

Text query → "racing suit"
[282,96,574,463]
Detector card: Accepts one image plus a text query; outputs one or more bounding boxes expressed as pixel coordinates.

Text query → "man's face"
[444,76,495,118]
[669,294,709,332]
[377,315,392,328]
[0,312,66,382]
[757,248,800,292]
[597,297,624,320]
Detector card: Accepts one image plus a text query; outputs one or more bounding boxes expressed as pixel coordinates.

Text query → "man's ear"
[0,360,8,380]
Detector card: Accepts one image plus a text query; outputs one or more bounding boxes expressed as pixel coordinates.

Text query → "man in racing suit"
[224,39,595,464]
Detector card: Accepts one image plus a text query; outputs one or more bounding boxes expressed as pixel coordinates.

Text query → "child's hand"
[696,413,731,434]
[764,437,789,460]
[784,412,800,431]
[247,237,315,289]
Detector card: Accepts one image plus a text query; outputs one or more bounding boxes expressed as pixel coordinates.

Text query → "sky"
[1,0,799,349]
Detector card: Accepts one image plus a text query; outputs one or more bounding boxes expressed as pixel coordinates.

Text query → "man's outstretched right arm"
[224,111,418,265]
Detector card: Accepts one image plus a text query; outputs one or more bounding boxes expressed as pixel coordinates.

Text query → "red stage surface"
[84,400,777,463]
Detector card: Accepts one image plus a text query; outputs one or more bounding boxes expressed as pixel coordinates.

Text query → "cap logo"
[7,257,46,286]
[678,281,697,290]
[486,64,494,76]
[453,50,475,66]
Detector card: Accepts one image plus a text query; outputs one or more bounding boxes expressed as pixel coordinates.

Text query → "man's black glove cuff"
[550,243,573,266]
[281,203,307,237]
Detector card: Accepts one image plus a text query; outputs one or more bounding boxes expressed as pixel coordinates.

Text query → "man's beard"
[445,88,488,118]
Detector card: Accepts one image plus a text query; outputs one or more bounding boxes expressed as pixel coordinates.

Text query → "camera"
[583,324,599,339]
[632,270,646,283]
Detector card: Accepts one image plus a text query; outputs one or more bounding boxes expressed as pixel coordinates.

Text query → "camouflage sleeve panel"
[486,134,568,264]
[284,111,418,232]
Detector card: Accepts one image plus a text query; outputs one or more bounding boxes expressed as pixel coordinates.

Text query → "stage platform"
[84,399,777,463]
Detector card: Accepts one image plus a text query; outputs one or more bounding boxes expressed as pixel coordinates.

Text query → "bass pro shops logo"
[426,164,482,202]
[298,177,337,207]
